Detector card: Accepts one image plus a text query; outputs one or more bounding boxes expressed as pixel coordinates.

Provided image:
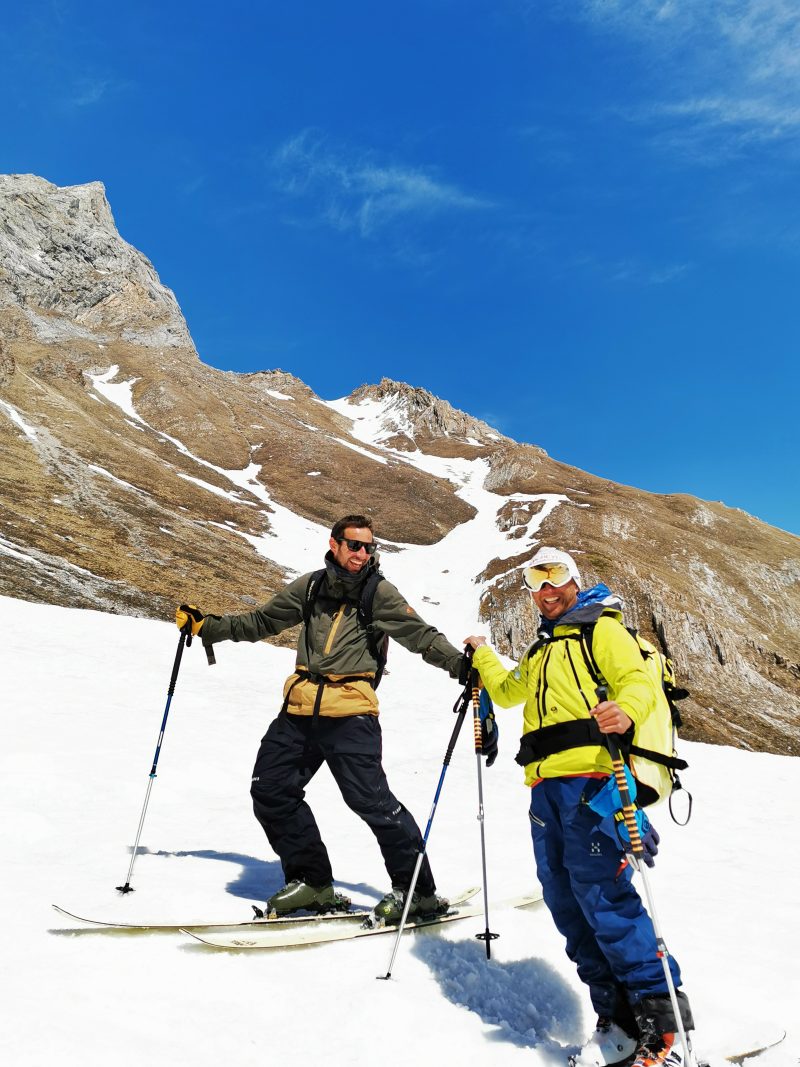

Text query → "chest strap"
[515,718,688,771]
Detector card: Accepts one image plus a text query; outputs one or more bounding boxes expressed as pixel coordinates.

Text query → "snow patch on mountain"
[320,394,571,640]
[88,365,145,424]
[84,365,331,575]
[327,392,415,445]
[0,396,39,440]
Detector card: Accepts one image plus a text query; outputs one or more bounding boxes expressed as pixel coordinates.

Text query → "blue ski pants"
[529,776,681,1017]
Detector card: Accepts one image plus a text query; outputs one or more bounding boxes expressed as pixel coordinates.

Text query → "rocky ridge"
[0,174,191,349]
[0,174,798,753]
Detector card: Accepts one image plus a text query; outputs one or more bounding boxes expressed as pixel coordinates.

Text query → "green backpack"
[577,620,690,809]
[517,618,690,812]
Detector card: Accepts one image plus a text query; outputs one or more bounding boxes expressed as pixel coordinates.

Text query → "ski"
[725,1030,787,1064]
[51,885,485,933]
[181,891,543,949]
[52,902,368,932]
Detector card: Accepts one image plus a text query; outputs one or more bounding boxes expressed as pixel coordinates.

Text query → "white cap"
[526,547,582,589]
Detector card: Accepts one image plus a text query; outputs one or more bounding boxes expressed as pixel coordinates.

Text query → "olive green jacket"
[202,554,462,716]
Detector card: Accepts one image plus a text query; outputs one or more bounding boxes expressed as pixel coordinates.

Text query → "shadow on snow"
[135,846,382,902]
[413,936,582,1060]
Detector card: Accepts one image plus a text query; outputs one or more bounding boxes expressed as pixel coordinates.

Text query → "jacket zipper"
[565,644,592,711]
[323,603,347,655]
[537,645,554,727]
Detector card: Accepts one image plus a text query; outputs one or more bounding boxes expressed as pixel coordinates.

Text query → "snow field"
[2,596,797,1066]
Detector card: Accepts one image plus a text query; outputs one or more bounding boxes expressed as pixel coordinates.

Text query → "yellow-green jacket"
[473,608,665,787]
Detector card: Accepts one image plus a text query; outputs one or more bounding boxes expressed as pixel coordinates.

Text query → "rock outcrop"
[0,174,192,349]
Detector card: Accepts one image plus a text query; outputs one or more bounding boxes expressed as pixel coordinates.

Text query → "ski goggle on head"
[522,562,573,593]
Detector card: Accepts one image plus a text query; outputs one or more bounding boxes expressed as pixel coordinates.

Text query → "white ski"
[51,885,485,933]
[181,891,543,949]
[53,903,369,932]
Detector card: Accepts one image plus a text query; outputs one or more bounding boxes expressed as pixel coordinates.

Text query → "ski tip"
[179,928,212,946]
[725,1031,787,1064]
[52,905,84,921]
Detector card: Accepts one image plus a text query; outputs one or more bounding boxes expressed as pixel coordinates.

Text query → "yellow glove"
[176,604,205,636]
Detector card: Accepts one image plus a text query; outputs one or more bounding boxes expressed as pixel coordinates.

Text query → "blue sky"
[3,0,799,535]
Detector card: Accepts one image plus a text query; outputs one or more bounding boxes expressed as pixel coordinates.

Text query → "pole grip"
[596,684,644,859]
[471,667,482,754]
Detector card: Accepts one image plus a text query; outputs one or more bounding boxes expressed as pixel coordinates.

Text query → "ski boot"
[371,887,449,926]
[570,1017,639,1067]
[262,880,350,917]
[630,993,695,1067]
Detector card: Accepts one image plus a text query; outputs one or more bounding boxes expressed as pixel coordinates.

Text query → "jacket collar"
[323,550,379,599]
[539,583,624,635]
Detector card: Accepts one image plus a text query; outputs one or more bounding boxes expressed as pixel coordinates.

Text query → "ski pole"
[377,665,473,980]
[116,623,195,893]
[471,668,497,958]
[596,686,697,1067]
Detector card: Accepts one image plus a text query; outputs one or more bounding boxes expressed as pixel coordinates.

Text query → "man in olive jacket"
[177,514,464,920]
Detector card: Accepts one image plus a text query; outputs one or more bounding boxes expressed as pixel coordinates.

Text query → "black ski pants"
[250,710,436,895]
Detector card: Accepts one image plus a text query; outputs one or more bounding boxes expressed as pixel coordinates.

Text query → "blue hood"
[539,583,623,635]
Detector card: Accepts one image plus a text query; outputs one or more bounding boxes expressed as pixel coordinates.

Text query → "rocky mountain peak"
[349,377,510,453]
[0,174,192,350]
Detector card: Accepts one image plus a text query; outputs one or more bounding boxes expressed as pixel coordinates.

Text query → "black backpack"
[302,568,389,688]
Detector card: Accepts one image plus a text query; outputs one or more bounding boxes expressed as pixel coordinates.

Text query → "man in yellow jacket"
[464,547,693,1067]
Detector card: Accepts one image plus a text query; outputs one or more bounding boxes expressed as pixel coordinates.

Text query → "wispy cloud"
[571,0,800,159]
[67,78,110,107]
[59,75,129,112]
[271,131,492,237]
[640,94,800,164]
[181,174,207,197]
[567,252,694,286]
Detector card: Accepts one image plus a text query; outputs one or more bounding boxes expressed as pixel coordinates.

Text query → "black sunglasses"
[337,538,377,555]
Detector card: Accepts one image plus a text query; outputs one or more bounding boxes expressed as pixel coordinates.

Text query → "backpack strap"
[302,569,327,669]
[578,621,603,684]
[524,634,551,660]
[294,569,352,744]
[358,570,387,688]
[626,742,688,771]
[662,680,688,729]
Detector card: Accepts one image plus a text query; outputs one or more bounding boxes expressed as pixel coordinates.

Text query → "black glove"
[480,701,499,767]
[458,649,473,686]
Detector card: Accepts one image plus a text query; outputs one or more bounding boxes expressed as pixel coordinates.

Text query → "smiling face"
[531,579,579,620]
[329,526,374,574]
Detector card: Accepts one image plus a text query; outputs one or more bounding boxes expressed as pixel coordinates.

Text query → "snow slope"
[2,591,797,1067]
